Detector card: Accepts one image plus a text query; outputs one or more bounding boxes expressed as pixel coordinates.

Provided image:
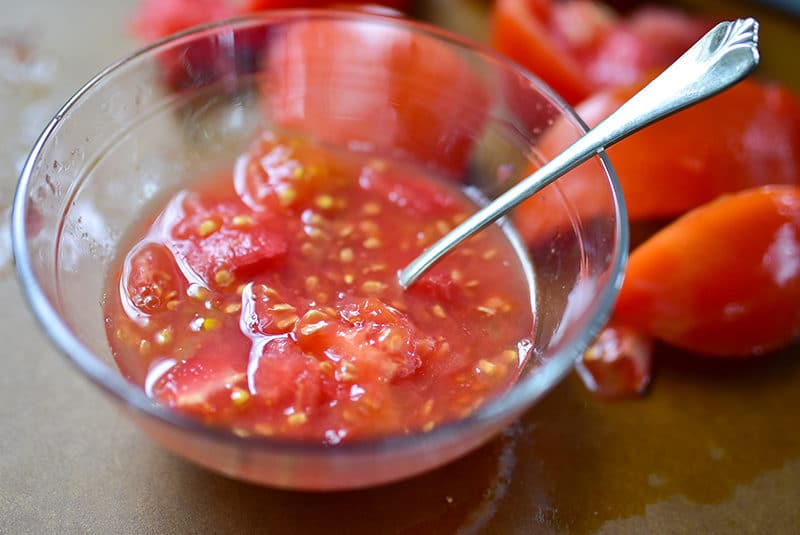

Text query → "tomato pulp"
[105,132,535,444]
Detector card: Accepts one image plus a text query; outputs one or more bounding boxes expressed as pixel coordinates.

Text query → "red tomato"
[576,325,653,398]
[130,0,239,42]
[612,186,800,357]
[575,78,800,221]
[490,0,710,104]
[490,0,596,104]
[164,191,289,288]
[262,19,489,177]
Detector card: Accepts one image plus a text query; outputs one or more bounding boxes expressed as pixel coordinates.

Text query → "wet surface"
[1,1,799,533]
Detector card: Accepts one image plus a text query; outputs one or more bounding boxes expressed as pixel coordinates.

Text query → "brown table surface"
[2,1,799,533]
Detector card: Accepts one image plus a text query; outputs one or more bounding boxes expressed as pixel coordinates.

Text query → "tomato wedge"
[514,77,800,247]
[576,78,800,221]
[612,186,800,357]
[490,0,710,104]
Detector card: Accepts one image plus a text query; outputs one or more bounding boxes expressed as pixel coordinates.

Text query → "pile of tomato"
[127,0,800,400]
[490,0,800,397]
[107,132,534,442]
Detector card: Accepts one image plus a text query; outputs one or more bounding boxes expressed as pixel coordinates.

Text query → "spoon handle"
[399,18,760,288]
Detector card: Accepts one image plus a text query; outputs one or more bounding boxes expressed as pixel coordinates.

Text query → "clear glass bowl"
[12,11,627,490]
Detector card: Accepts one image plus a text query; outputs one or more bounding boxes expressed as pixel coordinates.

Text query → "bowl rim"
[11,9,629,456]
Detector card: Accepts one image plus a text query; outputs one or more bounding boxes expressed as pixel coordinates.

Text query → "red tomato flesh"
[105,132,534,443]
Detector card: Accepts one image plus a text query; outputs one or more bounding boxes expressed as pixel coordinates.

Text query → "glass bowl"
[11,10,627,490]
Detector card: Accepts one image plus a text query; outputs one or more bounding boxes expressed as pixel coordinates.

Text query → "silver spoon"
[399,18,760,288]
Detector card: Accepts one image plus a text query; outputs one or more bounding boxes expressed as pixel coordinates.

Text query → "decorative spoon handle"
[399,18,760,288]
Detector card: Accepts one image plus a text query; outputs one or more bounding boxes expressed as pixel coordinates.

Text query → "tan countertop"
[2,1,799,533]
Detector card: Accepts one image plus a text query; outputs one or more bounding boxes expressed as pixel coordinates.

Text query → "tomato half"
[613,186,800,357]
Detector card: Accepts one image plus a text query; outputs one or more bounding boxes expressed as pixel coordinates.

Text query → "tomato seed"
[288,412,308,426]
[363,237,382,249]
[231,387,250,407]
[214,270,234,287]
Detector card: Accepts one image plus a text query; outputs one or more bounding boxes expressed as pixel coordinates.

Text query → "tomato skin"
[263,19,489,177]
[517,78,800,246]
[613,186,800,357]
[575,78,800,221]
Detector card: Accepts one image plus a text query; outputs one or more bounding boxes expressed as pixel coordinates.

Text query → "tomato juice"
[105,131,535,444]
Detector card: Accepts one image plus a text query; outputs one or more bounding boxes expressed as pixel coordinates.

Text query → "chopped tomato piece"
[122,242,186,317]
[576,325,653,398]
[584,6,712,89]
[514,77,800,248]
[491,0,595,104]
[296,298,422,380]
[613,186,800,357]
[409,272,464,303]
[252,337,325,414]
[130,0,239,42]
[233,131,345,213]
[242,282,299,335]
[150,347,249,416]
[165,191,289,288]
